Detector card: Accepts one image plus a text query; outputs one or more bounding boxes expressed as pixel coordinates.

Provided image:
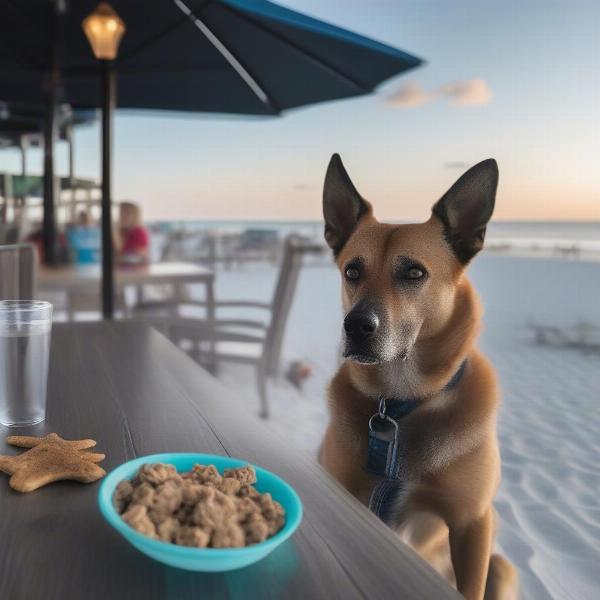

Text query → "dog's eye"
[405,267,424,280]
[398,264,427,282]
[345,266,360,281]
[395,257,427,284]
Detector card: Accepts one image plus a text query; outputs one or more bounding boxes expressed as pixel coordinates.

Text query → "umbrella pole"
[101,59,115,319]
[42,74,58,265]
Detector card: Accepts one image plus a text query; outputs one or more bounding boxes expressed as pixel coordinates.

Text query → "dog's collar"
[366,359,468,524]
[383,358,468,418]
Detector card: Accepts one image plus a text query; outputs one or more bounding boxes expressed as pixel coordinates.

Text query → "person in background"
[75,209,92,228]
[67,209,100,264]
[113,201,149,264]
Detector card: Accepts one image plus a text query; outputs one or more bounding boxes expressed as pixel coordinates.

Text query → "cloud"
[386,82,434,108]
[386,79,492,109]
[438,79,492,106]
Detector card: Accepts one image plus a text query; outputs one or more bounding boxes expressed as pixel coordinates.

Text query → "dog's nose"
[344,311,379,339]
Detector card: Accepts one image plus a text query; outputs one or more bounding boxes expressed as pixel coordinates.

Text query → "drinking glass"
[0,301,53,427]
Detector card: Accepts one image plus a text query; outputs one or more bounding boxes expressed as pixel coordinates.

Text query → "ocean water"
[150,219,600,259]
[485,221,600,253]
[150,219,600,244]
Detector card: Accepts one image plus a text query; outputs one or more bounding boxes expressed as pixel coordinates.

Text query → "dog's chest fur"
[324,356,495,518]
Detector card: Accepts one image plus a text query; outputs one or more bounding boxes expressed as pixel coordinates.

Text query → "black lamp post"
[82,2,125,319]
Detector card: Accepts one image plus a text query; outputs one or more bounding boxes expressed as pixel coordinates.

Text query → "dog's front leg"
[448,508,494,600]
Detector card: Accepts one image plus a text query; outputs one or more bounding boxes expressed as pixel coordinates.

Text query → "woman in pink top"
[113,201,150,264]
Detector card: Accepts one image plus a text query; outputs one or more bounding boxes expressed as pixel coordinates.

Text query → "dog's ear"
[323,154,371,255]
[432,158,498,263]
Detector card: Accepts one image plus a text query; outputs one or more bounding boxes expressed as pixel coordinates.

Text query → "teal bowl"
[98,453,303,572]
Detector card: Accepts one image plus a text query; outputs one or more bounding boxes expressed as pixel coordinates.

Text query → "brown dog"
[319,155,518,600]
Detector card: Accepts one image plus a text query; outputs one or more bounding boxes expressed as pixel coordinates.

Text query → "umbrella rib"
[173,0,279,114]
[218,2,369,93]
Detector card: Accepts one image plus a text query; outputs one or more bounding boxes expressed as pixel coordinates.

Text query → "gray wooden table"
[0,322,458,600]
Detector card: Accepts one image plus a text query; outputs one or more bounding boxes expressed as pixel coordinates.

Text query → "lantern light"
[82,2,125,60]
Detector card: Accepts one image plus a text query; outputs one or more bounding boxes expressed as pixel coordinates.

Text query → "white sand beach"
[211,253,600,600]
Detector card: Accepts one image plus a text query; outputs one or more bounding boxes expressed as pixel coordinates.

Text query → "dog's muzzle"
[343,305,381,363]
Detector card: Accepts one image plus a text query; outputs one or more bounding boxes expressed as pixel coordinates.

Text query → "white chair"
[145,236,324,418]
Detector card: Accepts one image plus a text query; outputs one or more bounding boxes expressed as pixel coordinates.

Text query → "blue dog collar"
[366,359,468,523]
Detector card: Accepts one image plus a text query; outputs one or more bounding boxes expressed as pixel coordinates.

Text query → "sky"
[1,0,599,222]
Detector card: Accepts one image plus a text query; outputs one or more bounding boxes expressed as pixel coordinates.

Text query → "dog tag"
[366,413,399,477]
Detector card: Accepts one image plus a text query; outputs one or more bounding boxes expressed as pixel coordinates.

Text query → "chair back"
[0,243,35,300]
[263,236,322,377]
[0,224,19,245]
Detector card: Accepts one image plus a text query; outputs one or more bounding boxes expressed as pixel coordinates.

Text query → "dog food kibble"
[175,525,210,548]
[114,479,134,512]
[139,463,179,486]
[224,465,257,485]
[122,504,157,539]
[114,463,285,548]
[156,516,179,542]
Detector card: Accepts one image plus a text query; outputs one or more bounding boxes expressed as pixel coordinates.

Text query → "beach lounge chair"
[0,243,35,300]
[145,236,324,418]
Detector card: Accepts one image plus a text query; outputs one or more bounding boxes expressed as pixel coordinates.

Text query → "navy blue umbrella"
[1,0,422,114]
[0,0,422,316]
